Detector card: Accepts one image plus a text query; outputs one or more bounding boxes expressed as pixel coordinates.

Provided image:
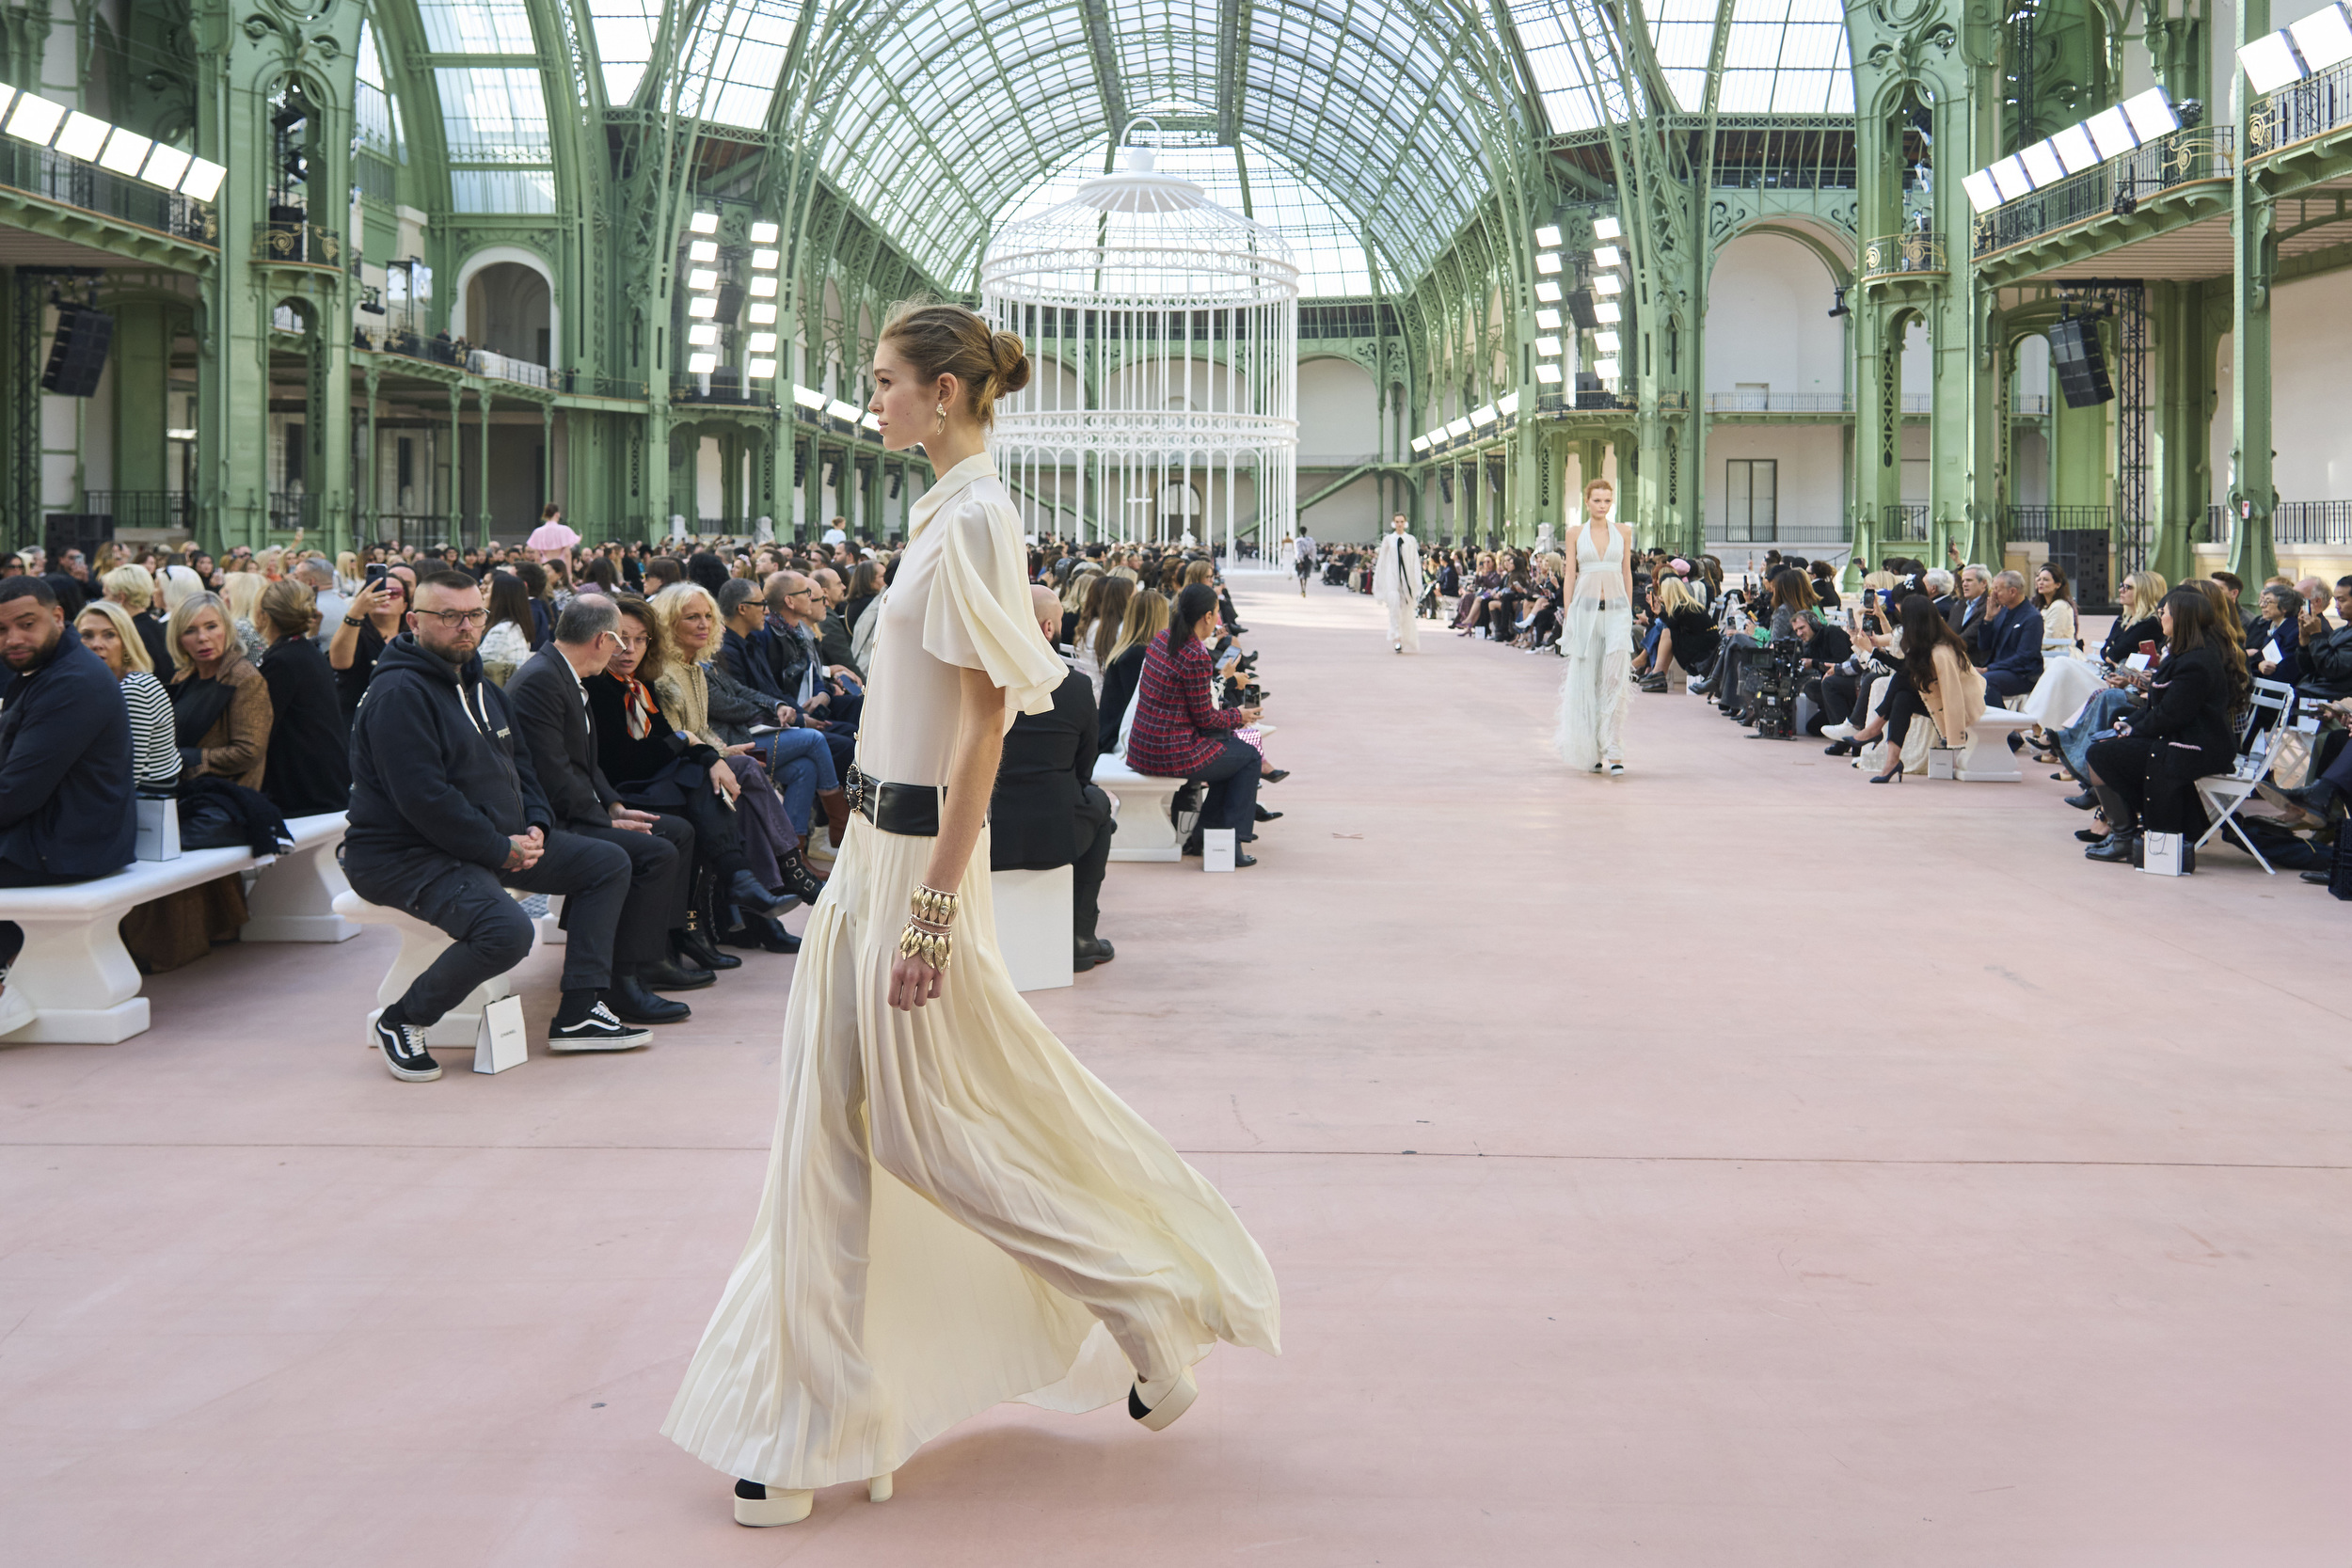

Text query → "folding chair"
[2192,685,2305,875]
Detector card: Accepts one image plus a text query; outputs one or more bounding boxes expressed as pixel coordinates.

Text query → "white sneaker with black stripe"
[548,1000,654,1053]
[371,1012,442,1082]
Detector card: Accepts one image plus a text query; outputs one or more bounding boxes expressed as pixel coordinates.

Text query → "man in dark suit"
[0,576,135,1011]
[1947,563,1992,651]
[503,594,704,1022]
[991,584,1117,972]
[1977,569,2046,703]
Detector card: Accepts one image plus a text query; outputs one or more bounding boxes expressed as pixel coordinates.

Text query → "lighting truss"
[0,84,224,200]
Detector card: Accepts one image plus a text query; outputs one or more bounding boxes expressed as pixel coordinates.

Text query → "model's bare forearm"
[923,665,1004,895]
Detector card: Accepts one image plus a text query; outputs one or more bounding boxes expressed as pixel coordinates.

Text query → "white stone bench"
[332,889,525,1049]
[0,811,356,1045]
[991,865,1073,992]
[1094,758,1186,863]
[1928,706,2038,783]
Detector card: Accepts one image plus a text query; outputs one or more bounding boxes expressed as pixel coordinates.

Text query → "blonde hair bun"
[989,331,1032,396]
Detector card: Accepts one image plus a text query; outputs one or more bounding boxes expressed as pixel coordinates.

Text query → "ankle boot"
[818,787,850,847]
[776,848,826,903]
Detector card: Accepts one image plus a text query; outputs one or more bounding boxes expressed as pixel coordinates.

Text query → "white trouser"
[1385,594,1420,652]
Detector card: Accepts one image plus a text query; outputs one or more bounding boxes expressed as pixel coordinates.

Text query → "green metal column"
[2148,279,2211,584]
[2227,0,2279,598]
[360,363,379,546]
[476,387,494,546]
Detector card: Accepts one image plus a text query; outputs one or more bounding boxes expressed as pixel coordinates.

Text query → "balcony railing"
[1875,504,1931,542]
[1534,390,1631,413]
[1858,230,1945,280]
[2249,58,2352,156]
[267,491,319,533]
[1972,126,2233,258]
[252,220,343,268]
[2003,504,2114,542]
[1703,392,1939,414]
[363,513,462,551]
[673,372,777,408]
[79,491,193,533]
[0,142,216,248]
[466,349,549,389]
[2204,499,2352,547]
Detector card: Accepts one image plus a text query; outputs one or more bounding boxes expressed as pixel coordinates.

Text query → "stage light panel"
[1534,280,1562,302]
[1593,245,1621,267]
[96,127,151,176]
[2084,104,2138,159]
[1963,169,2002,213]
[687,324,719,346]
[1534,364,1563,385]
[2051,124,2101,173]
[688,296,717,318]
[1595,330,1621,353]
[792,384,827,409]
[688,267,718,290]
[749,331,778,353]
[2121,87,2183,138]
[1535,309,1562,329]
[689,239,718,262]
[1594,357,1620,378]
[1595,301,1622,324]
[750,357,778,379]
[178,156,225,201]
[1592,273,1623,295]
[687,352,717,373]
[748,276,777,297]
[2019,140,2065,186]
[749,220,779,243]
[1534,224,1562,246]
[751,248,779,270]
[689,211,719,233]
[138,143,190,189]
[52,112,107,159]
[1534,251,1563,275]
[747,302,777,325]
[1594,215,1622,240]
[1535,336,1561,356]
[5,91,67,146]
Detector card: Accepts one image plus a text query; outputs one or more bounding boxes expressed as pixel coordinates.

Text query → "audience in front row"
[1127,582,1263,866]
[991,584,1116,971]
[343,569,654,1082]
[74,600,180,791]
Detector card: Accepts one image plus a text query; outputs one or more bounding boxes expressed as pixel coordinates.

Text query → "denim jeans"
[745,725,837,835]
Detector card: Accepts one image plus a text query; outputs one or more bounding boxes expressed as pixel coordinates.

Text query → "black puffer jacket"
[344,634,550,887]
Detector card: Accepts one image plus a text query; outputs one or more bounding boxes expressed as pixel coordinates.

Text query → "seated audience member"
[766,571,864,726]
[1072,573,1136,696]
[252,579,352,818]
[1127,582,1265,865]
[714,577,855,816]
[1097,585,1170,754]
[515,560,556,648]
[587,595,800,953]
[1637,577,1718,690]
[344,569,655,1081]
[2296,576,2352,700]
[102,563,176,673]
[842,559,885,673]
[1977,569,2046,706]
[74,601,181,791]
[167,591,271,788]
[1949,563,1993,647]
[1808,559,1842,610]
[477,570,535,676]
[1839,594,1985,783]
[649,584,825,901]
[811,567,863,679]
[219,568,268,663]
[1922,567,1958,624]
[505,594,709,1017]
[2250,583,2303,686]
[992,585,1116,972]
[2081,589,2243,863]
[328,570,410,720]
[2035,563,2077,656]
[293,558,348,642]
[0,578,135,1016]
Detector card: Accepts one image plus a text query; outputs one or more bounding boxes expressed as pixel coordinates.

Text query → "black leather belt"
[845,764,946,837]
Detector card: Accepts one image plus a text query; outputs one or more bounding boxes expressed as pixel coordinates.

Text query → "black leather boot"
[607,973,691,1022]
[638,956,715,990]
[727,868,797,916]
[775,848,826,904]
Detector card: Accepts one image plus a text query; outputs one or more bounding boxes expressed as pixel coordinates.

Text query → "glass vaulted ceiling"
[398,0,1860,294]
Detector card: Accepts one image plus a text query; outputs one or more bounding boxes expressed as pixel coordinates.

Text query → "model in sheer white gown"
[662,304,1279,1528]
[1554,476,1636,774]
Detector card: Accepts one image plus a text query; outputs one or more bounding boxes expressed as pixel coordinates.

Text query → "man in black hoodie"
[343,570,647,1082]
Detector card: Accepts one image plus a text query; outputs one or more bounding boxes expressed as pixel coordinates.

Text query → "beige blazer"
[1922,642,1988,746]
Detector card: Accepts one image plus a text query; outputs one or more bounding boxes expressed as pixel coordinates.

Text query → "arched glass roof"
[383,0,1864,291]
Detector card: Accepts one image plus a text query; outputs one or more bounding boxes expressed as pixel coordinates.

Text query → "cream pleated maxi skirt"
[662,814,1281,1491]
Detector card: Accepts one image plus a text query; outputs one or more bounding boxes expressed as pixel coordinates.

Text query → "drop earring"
[933,403,947,435]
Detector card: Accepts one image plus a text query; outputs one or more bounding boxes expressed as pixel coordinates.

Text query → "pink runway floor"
[4,577,2348,1566]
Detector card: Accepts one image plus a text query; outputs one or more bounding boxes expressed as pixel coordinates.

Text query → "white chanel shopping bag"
[1202,828,1236,872]
[135,796,181,861]
[474,994,529,1073]
[2139,832,2190,877]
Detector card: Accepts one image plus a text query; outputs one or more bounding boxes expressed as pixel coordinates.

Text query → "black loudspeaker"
[44,514,114,562]
[2050,316,2113,409]
[714,282,744,326]
[1566,290,1599,330]
[2049,528,2113,611]
[41,305,113,397]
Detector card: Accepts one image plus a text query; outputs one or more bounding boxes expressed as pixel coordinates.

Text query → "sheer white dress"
[1553,519,1633,770]
[662,453,1280,1492]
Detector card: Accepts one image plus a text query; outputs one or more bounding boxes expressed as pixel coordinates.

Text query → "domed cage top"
[981,138,1299,560]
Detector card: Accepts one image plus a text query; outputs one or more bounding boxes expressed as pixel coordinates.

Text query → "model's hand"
[888,952,945,1011]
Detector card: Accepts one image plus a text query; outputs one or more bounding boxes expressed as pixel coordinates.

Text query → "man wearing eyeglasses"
[343,571,652,1083]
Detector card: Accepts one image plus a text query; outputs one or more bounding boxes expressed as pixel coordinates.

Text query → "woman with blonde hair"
[665,300,1277,1528]
[1096,583,1170,753]
[73,599,180,791]
[334,550,364,595]
[218,567,267,661]
[1555,475,1637,774]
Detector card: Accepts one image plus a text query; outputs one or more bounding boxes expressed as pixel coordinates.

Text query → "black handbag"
[177,775,294,855]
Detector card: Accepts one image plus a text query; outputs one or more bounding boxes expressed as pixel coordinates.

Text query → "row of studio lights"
[0,81,225,202]
[1405,214,1626,457]
[2239,0,2352,92]
[681,210,782,380]
[1961,87,2183,212]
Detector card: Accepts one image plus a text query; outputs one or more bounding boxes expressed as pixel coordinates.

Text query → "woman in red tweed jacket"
[1125,581,1265,866]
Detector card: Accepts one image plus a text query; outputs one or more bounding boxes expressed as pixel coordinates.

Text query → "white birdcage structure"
[980,137,1298,558]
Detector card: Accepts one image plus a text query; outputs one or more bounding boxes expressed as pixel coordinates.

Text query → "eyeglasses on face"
[413,609,488,628]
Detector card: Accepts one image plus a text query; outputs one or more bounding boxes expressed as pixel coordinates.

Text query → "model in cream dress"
[1554,478,1635,773]
[663,334,1279,1528]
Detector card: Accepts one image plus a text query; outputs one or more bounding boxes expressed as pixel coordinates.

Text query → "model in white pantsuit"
[1371,516,1423,653]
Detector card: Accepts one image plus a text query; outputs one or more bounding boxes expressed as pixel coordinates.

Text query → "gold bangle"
[898,919,952,973]
[911,884,959,927]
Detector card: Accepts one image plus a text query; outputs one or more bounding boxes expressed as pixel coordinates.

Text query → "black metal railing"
[79,491,192,533]
[2204,499,2352,547]
[369,329,467,367]
[0,142,216,247]
[2250,57,2352,155]
[1534,390,1631,413]
[559,372,648,400]
[359,514,463,551]
[1716,520,1848,544]
[267,492,320,533]
[1703,392,1941,414]
[2003,503,2114,542]
[1875,504,1931,542]
[1972,126,2233,258]
[673,373,777,408]
[252,220,342,267]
